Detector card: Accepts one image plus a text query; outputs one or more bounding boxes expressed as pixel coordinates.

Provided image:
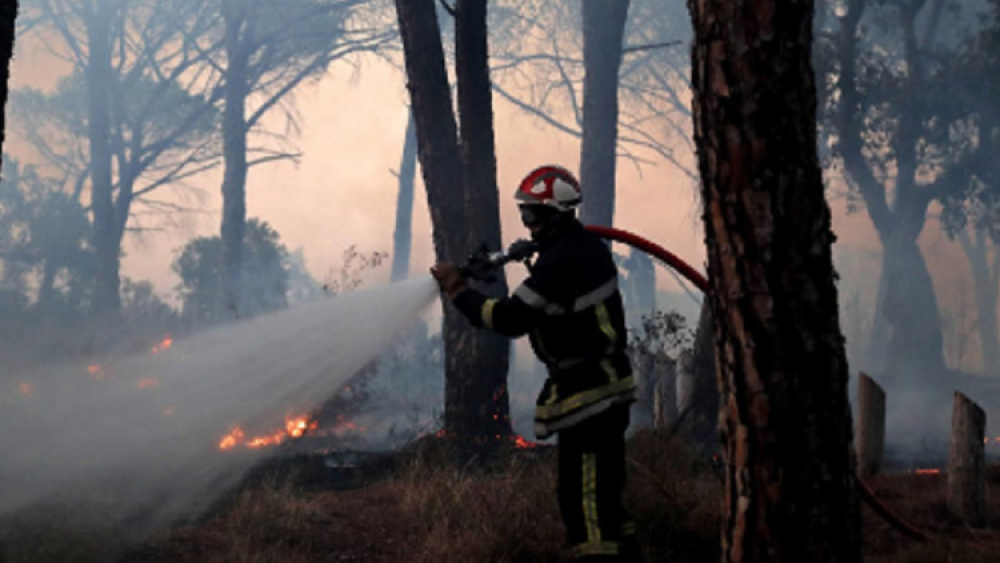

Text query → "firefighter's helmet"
[515,165,582,212]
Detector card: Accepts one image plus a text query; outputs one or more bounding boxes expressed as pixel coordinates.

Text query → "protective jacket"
[453,219,635,438]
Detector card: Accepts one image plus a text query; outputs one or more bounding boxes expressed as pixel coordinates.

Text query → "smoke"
[0,277,438,528]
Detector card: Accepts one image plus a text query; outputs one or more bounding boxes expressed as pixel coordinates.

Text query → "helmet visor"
[519,204,557,228]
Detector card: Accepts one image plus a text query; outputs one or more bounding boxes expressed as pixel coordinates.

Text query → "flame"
[136,378,161,389]
[18,382,34,396]
[913,468,941,475]
[984,436,1000,445]
[87,365,105,380]
[218,414,317,451]
[514,435,538,449]
[151,334,173,354]
[219,427,245,450]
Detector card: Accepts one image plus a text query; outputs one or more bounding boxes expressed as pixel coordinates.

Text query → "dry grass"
[13,432,1000,563]
[140,479,337,563]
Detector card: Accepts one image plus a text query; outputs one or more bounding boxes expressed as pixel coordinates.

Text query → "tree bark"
[86,0,121,315]
[0,0,16,176]
[578,0,630,228]
[454,0,511,440]
[220,0,250,318]
[689,0,862,560]
[394,0,510,443]
[390,109,418,283]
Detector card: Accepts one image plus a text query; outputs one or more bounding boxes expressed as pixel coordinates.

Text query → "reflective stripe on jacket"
[453,220,635,438]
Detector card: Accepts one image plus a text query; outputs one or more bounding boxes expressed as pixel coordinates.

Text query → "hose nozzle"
[459,239,538,282]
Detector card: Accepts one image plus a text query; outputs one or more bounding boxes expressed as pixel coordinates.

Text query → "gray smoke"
[0,277,438,525]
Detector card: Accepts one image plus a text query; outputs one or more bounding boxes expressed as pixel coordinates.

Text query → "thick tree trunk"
[220,1,250,318]
[578,0,630,228]
[689,0,862,561]
[390,110,418,283]
[394,0,509,444]
[876,226,945,378]
[86,1,121,315]
[454,0,511,440]
[0,1,16,173]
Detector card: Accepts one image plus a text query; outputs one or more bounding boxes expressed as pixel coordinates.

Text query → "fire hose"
[459,225,931,542]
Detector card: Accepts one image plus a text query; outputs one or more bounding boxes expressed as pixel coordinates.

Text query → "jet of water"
[0,277,439,527]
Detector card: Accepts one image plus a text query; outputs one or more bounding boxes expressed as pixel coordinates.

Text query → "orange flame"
[152,334,173,354]
[218,414,317,451]
[136,378,161,389]
[514,435,539,449]
[219,427,245,450]
[914,468,941,475]
[984,436,1000,445]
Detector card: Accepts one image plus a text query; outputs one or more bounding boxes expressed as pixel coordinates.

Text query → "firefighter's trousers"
[558,404,638,562]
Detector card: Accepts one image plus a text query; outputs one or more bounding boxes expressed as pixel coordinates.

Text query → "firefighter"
[431,165,639,562]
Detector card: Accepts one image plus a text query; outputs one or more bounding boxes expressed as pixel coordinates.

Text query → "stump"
[948,392,987,527]
[653,354,678,430]
[856,373,886,478]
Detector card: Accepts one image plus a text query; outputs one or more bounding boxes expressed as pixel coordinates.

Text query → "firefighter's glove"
[431,263,467,299]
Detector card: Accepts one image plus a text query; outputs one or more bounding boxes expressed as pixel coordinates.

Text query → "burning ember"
[913,468,941,476]
[514,435,539,449]
[87,364,105,380]
[151,334,173,354]
[218,414,317,451]
[136,378,161,389]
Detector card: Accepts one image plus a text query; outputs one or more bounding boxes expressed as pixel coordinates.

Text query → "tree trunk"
[454,0,511,440]
[578,0,630,228]
[689,0,862,560]
[220,1,250,318]
[390,109,418,283]
[394,0,509,444]
[86,1,121,315]
[877,226,945,379]
[0,1,16,174]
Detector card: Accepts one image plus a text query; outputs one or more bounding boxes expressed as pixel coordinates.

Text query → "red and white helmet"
[514,165,582,212]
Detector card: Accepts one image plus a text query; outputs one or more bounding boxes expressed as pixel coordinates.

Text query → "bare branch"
[622,40,682,55]
[438,0,456,17]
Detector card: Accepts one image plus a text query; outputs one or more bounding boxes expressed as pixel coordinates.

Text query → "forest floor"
[3,431,1000,563]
